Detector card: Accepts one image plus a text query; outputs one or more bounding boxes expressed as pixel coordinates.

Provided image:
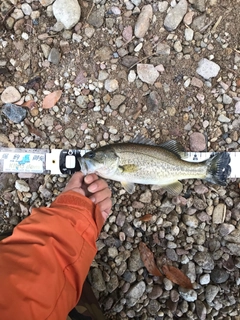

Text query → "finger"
[96,197,112,217]
[63,172,84,192]
[88,178,109,193]
[84,174,99,185]
[89,187,112,204]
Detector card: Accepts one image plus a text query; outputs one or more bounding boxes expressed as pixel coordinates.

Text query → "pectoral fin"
[158,181,183,196]
[120,164,138,173]
[121,181,136,194]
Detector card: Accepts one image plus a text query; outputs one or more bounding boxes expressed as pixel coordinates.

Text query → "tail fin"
[205,152,231,186]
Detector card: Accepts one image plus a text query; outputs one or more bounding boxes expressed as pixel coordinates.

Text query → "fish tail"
[205,152,231,186]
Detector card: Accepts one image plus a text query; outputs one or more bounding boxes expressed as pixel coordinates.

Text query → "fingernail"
[84,175,92,183]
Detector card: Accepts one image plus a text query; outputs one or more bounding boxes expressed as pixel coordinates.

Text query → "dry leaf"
[22,100,37,109]
[162,265,193,289]
[139,214,153,222]
[42,90,62,109]
[139,242,163,277]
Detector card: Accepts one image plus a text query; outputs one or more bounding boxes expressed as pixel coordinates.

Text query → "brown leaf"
[162,265,193,289]
[139,214,153,222]
[42,90,62,109]
[22,100,37,109]
[139,242,163,277]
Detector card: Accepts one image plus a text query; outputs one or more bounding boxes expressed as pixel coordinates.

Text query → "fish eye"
[87,151,95,158]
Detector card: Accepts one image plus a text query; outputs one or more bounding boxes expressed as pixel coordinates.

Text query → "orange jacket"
[0,191,104,320]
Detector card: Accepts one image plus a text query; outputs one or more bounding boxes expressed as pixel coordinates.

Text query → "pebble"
[1,86,21,103]
[64,128,75,140]
[163,0,188,31]
[183,214,199,228]
[128,248,144,272]
[48,48,61,64]
[235,101,240,113]
[183,11,195,25]
[195,300,207,320]
[109,95,125,110]
[134,5,153,38]
[218,114,230,123]
[15,180,30,192]
[53,0,81,30]
[196,58,220,80]
[126,281,146,307]
[87,6,105,28]
[179,288,197,302]
[39,0,55,6]
[212,203,226,224]
[137,64,159,85]
[128,70,136,83]
[190,0,206,12]
[219,223,235,236]
[2,103,27,123]
[90,268,106,291]
[210,268,229,284]
[194,252,214,270]
[76,96,88,109]
[104,79,119,92]
[185,28,194,41]
[139,189,152,203]
[158,1,169,12]
[189,132,206,151]
[149,285,163,299]
[191,77,203,88]
[122,26,133,42]
[21,3,32,16]
[222,93,233,105]
[200,273,210,285]
[205,285,219,304]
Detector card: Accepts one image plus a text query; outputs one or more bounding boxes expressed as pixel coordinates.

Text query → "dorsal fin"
[130,133,156,145]
[159,140,186,158]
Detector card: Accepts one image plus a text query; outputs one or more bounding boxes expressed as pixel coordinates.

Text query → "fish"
[78,137,231,195]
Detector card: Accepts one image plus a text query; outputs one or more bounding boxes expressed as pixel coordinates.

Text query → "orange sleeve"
[0,191,104,320]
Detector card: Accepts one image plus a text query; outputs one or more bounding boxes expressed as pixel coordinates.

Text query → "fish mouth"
[79,158,96,175]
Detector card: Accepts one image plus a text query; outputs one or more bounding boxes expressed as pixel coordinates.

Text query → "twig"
[86,1,94,21]
[128,53,157,70]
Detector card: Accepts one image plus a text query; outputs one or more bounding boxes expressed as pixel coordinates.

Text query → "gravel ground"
[1,0,240,319]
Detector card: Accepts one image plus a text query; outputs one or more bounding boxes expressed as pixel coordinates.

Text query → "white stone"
[235,101,240,114]
[158,1,169,12]
[185,28,194,41]
[222,93,232,105]
[21,3,32,15]
[15,180,30,193]
[137,64,159,85]
[134,5,153,38]
[128,70,136,83]
[53,0,81,30]
[104,79,119,92]
[196,58,220,80]
[1,86,21,103]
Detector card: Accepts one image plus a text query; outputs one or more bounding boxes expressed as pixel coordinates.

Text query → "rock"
[128,70,136,83]
[134,5,153,38]
[1,86,21,103]
[160,199,175,214]
[107,274,119,293]
[235,101,240,114]
[122,222,135,238]
[210,268,229,284]
[39,0,55,6]
[128,248,144,272]
[193,197,207,210]
[53,0,81,30]
[163,0,188,31]
[147,91,161,112]
[183,11,195,25]
[147,299,161,315]
[218,114,230,123]
[212,203,226,224]
[158,1,169,12]
[109,95,125,110]
[191,77,203,88]
[185,28,194,41]
[149,285,163,299]
[196,58,220,80]
[191,14,207,31]
[15,180,30,192]
[195,300,207,320]
[21,3,32,15]
[137,64,159,85]
[64,128,75,139]
[200,273,210,285]
[87,6,105,28]
[194,252,214,270]
[90,268,106,291]
[122,25,133,42]
[0,133,14,148]
[194,184,208,194]
[121,55,139,68]
[226,243,240,256]
[2,103,27,123]
[48,48,61,64]
[42,115,54,126]
[126,281,146,307]
[173,40,182,52]
[179,287,197,302]
[189,132,206,151]
[222,94,232,104]
[104,79,119,92]
[9,215,20,226]
[156,43,171,55]
[139,189,152,203]
[183,214,199,228]
[76,96,88,109]
[189,0,206,12]
[219,223,235,236]
[205,285,219,303]
[122,271,136,283]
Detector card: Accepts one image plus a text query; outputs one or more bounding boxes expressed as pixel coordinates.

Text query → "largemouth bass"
[79,138,231,195]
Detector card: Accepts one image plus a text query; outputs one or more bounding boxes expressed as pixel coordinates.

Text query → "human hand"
[63,172,112,221]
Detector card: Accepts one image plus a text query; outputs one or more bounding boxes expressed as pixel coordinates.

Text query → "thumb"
[63,172,85,193]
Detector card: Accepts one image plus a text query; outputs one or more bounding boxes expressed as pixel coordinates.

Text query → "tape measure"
[0,148,239,178]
